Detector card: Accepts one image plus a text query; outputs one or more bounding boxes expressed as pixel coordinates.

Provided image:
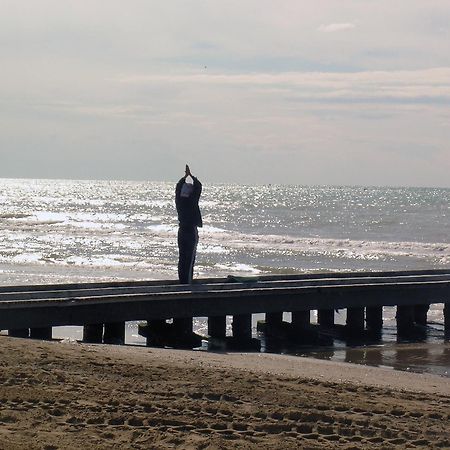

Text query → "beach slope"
[0,337,449,449]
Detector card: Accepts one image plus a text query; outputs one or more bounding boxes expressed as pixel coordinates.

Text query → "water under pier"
[1,269,449,349]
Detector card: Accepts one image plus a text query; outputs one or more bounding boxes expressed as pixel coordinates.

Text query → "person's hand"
[185,164,192,178]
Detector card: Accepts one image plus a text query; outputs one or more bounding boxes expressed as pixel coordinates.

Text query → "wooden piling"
[145,319,167,347]
[346,307,365,333]
[444,303,450,333]
[318,309,334,327]
[265,312,283,335]
[83,324,103,343]
[414,304,429,326]
[173,318,193,337]
[103,322,125,345]
[29,327,52,340]
[8,328,30,338]
[232,314,252,341]
[366,306,383,331]
[291,310,310,331]
[396,305,415,335]
[208,316,226,339]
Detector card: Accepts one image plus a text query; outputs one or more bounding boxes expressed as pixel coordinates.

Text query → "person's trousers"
[177,226,198,284]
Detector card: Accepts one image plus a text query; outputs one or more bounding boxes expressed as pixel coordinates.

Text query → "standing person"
[175,164,202,284]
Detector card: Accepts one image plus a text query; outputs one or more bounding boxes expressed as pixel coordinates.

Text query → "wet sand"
[0,336,449,449]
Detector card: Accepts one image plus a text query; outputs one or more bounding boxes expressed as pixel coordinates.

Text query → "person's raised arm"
[192,174,202,201]
[175,165,189,203]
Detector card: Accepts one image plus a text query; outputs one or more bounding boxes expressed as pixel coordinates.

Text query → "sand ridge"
[0,336,449,449]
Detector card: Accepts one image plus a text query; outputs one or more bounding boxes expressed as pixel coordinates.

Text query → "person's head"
[180,183,194,198]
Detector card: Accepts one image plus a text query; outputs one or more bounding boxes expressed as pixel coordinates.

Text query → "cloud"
[318,23,356,33]
[116,68,450,106]
[1,1,449,186]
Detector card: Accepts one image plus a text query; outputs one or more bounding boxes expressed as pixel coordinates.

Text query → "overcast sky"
[1,1,449,186]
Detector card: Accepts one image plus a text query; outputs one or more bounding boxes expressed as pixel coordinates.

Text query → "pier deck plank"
[0,272,449,302]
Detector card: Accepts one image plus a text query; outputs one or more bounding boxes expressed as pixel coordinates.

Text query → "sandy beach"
[0,337,449,449]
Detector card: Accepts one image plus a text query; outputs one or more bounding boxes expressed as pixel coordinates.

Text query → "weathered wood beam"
[173,318,193,337]
[1,273,449,302]
[208,316,226,339]
[444,303,450,334]
[396,305,415,335]
[83,324,103,343]
[414,304,429,326]
[265,312,283,335]
[1,268,449,294]
[145,319,167,347]
[291,310,310,330]
[346,307,365,334]
[29,327,52,340]
[8,328,30,338]
[0,280,449,330]
[103,322,125,345]
[318,309,334,327]
[366,306,383,331]
[232,314,252,341]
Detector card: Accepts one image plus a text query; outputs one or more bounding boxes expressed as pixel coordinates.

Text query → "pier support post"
[346,307,365,334]
[444,304,450,335]
[8,328,30,338]
[173,318,193,337]
[414,304,429,326]
[291,310,310,331]
[318,309,334,327]
[396,305,415,335]
[208,316,226,339]
[265,312,283,336]
[83,324,103,343]
[103,322,125,345]
[145,320,167,347]
[30,327,52,340]
[232,314,252,341]
[366,306,383,331]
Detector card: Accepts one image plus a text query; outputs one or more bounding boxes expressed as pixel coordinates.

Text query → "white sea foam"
[199,228,449,261]
[197,243,229,254]
[201,225,227,234]
[147,224,177,233]
[12,253,44,264]
[214,263,261,274]
[68,221,128,231]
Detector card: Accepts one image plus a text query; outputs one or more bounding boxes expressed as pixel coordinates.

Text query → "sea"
[1,178,449,377]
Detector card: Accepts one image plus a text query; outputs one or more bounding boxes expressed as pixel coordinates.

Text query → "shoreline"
[1,336,449,449]
[146,347,450,396]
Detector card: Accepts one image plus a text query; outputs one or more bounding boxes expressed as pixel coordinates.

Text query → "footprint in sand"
[317,424,334,435]
[337,426,356,437]
[0,414,18,424]
[66,416,84,424]
[48,408,65,417]
[127,416,144,427]
[86,416,104,425]
[107,416,125,425]
[230,422,248,432]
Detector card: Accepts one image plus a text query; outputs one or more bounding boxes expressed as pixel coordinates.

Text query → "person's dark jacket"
[175,177,202,227]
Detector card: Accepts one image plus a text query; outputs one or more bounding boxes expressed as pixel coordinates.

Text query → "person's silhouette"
[175,164,202,283]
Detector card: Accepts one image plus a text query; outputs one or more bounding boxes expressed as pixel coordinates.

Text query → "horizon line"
[0,175,449,191]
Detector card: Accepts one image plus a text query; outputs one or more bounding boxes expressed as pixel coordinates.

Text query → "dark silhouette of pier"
[1,269,449,348]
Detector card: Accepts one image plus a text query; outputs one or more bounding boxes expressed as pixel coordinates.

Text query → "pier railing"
[1,269,449,346]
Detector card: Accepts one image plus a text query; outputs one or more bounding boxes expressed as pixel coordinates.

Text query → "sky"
[1,1,449,187]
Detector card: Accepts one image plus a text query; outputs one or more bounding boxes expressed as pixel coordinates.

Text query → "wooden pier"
[1,269,449,348]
